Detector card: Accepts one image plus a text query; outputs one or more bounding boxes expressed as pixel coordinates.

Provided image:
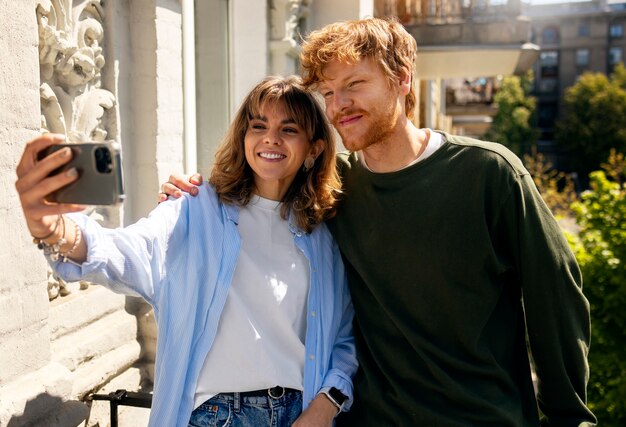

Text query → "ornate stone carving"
[37,0,116,300]
[284,0,308,44]
[37,0,115,141]
[270,0,309,75]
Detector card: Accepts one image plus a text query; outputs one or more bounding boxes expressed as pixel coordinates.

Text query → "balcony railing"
[375,0,523,25]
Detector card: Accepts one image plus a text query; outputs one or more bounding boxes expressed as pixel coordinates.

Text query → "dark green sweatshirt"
[331,133,596,426]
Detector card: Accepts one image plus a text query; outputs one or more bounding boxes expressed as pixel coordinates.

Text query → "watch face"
[329,387,347,405]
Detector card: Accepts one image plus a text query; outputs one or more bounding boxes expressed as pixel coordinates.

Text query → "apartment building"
[525,0,626,153]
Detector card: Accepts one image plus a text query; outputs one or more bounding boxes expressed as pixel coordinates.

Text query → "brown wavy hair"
[300,17,418,119]
[209,75,341,233]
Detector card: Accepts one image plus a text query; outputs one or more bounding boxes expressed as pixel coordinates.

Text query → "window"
[542,27,559,44]
[609,47,623,72]
[576,49,590,66]
[538,102,558,128]
[578,23,589,37]
[538,78,558,94]
[609,47,623,65]
[540,51,559,77]
[610,24,623,38]
[609,47,623,64]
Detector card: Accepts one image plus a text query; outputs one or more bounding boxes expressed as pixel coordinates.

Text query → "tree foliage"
[567,150,626,426]
[555,63,626,180]
[523,147,577,218]
[485,71,539,155]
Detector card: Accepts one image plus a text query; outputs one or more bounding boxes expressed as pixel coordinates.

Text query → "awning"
[415,43,540,79]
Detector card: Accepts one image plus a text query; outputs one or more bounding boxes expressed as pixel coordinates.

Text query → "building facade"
[374,0,538,136]
[525,0,626,158]
[0,1,372,425]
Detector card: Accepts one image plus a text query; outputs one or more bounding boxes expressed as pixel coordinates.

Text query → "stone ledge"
[0,342,144,426]
[72,340,141,399]
[49,285,127,341]
[52,309,138,372]
[0,361,88,427]
[85,367,152,427]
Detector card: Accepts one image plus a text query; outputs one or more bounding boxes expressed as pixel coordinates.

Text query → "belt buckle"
[268,386,285,399]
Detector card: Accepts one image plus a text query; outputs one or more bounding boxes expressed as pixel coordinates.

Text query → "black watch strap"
[321,387,347,414]
[328,387,347,406]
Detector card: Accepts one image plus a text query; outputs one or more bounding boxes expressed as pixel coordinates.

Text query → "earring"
[303,156,315,172]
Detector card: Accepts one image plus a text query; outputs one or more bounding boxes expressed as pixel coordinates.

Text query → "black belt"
[237,386,300,399]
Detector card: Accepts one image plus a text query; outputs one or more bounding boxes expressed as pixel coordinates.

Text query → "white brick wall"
[0,0,51,387]
[0,0,368,424]
[0,1,180,424]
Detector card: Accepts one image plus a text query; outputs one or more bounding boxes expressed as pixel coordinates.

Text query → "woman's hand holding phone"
[15,134,87,240]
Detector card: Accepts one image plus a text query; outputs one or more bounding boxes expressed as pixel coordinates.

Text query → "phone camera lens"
[95,147,113,173]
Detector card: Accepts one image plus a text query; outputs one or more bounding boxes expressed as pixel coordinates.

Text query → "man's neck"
[360,122,428,173]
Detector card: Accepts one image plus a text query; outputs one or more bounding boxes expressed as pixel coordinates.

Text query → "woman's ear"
[310,139,325,159]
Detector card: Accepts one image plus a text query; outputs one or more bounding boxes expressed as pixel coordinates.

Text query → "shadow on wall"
[7,393,88,427]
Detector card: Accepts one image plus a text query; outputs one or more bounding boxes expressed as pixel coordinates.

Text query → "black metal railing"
[89,389,153,427]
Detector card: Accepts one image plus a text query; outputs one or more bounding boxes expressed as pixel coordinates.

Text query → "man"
[162,17,595,427]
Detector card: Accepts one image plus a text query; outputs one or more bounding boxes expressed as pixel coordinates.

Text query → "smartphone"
[38,141,125,205]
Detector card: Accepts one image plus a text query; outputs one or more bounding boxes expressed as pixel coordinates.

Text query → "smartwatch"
[320,387,347,414]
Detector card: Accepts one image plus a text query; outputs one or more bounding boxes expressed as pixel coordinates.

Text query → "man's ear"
[398,66,412,96]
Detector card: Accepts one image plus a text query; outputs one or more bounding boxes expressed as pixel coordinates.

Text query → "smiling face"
[318,57,409,152]
[244,100,322,201]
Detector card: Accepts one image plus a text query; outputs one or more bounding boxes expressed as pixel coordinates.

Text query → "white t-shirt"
[358,128,444,172]
[193,196,309,408]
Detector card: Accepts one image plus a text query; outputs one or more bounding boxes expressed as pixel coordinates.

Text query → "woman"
[15,76,357,427]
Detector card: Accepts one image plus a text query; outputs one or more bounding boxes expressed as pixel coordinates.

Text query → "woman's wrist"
[31,214,63,244]
[32,215,80,261]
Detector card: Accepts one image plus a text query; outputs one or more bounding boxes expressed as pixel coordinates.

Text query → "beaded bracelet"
[31,214,62,247]
[60,219,82,263]
[33,215,67,261]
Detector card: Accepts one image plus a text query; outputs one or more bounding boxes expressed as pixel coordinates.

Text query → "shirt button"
[309,354,315,360]
[311,311,316,317]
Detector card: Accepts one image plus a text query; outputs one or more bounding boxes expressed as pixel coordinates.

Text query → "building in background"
[0,1,540,425]
[524,0,626,165]
[375,0,539,137]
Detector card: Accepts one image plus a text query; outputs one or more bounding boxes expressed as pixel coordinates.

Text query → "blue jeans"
[188,388,303,427]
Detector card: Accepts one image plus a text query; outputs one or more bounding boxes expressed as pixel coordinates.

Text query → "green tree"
[523,147,577,218]
[485,71,539,155]
[568,151,626,426]
[556,63,626,180]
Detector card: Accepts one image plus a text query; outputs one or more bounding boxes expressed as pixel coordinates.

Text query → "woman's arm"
[16,134,190,303]
[294,239,358,426]
[15,134,88,262]
[321,240,358,407]
[51,202,188,303]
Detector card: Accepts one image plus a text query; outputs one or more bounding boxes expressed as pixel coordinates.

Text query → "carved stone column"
[38,0,115,141]
[270,0,310,75]
[37,0,117,300]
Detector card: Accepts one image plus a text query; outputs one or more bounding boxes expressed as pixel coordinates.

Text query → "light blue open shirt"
[50,183,358,427]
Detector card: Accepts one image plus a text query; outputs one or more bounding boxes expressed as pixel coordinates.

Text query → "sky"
[529,0,624,3]
[529,0,585,3]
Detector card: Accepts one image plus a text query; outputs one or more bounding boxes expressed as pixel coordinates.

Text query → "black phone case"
[39,142,125,206]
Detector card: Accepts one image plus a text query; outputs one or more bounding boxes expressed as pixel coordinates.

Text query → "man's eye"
[284,127,298,134]
[322,91,333,98]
